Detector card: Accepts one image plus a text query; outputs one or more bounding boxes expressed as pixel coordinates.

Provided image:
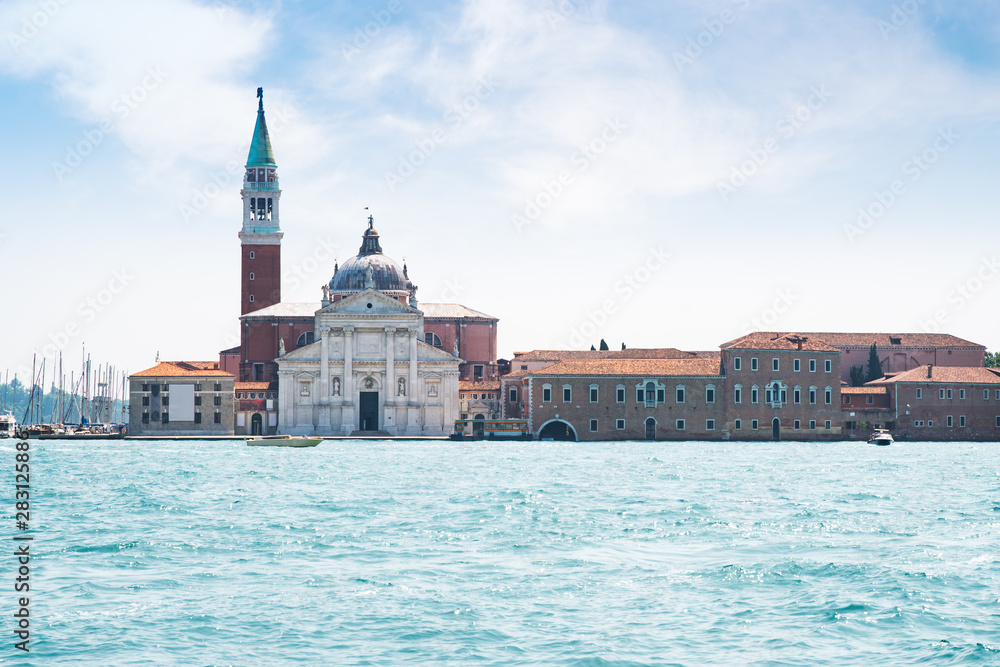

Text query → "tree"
[849,365,865,387]
[621,343,626,350]
[599,339,609,351]
[865,343,883,382]
[986,352,999,368]
[590,345,596,351]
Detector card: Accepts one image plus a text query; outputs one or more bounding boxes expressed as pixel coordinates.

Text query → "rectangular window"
[959,415,966,427]
[706,387,715,404]
[636,388,644,403]
[794,388,801,404]
[163,396,169,406]
[194,412,202,424]
[616,419,625,430]
[590,419,598,432]
[824,359,832,373]
[794,359,801,372]
[657,389,665,403]
[734,419,742,430]
[590,387,599,403]
[706,419,715,431]
[825,420,832,430]
[215,382,222,392]
[844,395,851,405]
[214,412,221,424]
[734,357,742,371]
[542,387,551,402]
[947,415,953,427]
[734,387,742,404]
[985,390,990,400]
[141,383,149,391]
[913,420,921,427]
[928,420,934,427]
[809,388,816,405]
[809,359,816,372]
[214,396,222,406]
[253,364,264,382]
[616,388,625,403]
[939,389,945,399]
[472,394,479,400]
[996,390,1000,400]
[194,383,202,392]
[809,420,816,430]
[772,358,779,372]
[996,416,1000,427]
[751,420,758,430]
[676,388,685,404]
[751,387,758,404]
[825,388,832,405]
[510,388,518,403]
[563,387,572,402]
[676,419,686,430]
[141,412,149,424]
[195,395,202,406]
[751,358,758,371]
[474,365,484,381]
[142,396,150,406]
[866,396,874,405]
[162,412,169,424]
[460,394,466,400]
[947,389,953,400]
[794,420,801,430]
[916,388,923,399]
[959,389,965,400]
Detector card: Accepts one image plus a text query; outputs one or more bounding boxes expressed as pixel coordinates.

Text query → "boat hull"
[247,436,321,447]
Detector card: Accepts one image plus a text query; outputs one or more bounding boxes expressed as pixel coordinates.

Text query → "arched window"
[249,272,254,281]
[249,294,254,302]
[249,251,255,259]
[297,332,315,346]
[425,332,443,347]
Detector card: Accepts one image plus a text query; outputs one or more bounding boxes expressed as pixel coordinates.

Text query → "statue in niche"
[397,377,406,397]
[300,382,310,396]
[278,338,285,356]
[332,377,341,397]
[364,377,375,389]
[427,383,438,397]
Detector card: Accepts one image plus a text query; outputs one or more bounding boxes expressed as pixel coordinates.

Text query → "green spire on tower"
[246,87,276,167]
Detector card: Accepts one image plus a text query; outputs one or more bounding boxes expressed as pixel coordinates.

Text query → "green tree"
[599,339,609,351]
[849,365,865,387]
[865,343,883,382]
[590,345,596,351]
[985,352,999,368]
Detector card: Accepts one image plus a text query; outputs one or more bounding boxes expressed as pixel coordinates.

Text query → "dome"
[328,217,413,294]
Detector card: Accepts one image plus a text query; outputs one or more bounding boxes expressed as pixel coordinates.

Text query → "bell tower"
[239,87,283,315]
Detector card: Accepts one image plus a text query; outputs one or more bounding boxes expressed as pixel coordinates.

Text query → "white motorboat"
[247,435,321,447]
[868,428,893,446]
[0,411,16,439]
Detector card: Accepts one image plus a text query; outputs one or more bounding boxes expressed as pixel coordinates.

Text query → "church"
[225,89,493,436]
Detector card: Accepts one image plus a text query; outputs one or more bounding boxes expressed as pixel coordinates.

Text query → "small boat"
[868,428,893,446]
[0,411,16,439]
[247,435,321,447]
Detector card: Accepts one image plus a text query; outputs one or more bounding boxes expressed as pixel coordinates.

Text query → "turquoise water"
[5,440,1000,665]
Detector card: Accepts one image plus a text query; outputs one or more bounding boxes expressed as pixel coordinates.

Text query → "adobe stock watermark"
[919,256,999,333]
[340,0,402,62]
[673,0,752,71]
[566,246,670,347]
[717,85,831,201]
[52,66,168,183]
[179,104,296,223]
[512,117,628,233]
[384,76,501,192]
[739,289,797,334]
[879,0,927,40]
[6,0,72,50]
[39,268,135,361]
[545,0,583,28]
[283,236,340,291]
[843,127,957,242]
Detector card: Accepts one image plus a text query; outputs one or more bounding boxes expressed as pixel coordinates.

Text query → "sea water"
[4,440,1000,665]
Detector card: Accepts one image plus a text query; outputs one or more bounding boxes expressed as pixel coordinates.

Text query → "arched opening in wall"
[539,420,577,442]
[425,332,443,347]
[297,332,315,347]
[772,418,781,441]
[251,413,263,435]
[645,417,656,441]
[473,413,485,438]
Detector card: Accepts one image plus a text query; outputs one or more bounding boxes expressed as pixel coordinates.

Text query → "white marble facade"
[276,289,461,436]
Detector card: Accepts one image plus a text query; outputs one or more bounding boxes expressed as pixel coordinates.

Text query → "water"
[5,440,1000,665]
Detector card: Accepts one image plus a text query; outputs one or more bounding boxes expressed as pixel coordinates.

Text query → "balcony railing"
[244,181,279,190]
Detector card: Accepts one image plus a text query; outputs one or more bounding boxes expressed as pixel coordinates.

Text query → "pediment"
[277,340,321,363]
[318,289,418,316]
[418,340,464,363]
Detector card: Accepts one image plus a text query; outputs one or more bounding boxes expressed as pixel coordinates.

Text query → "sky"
[1,0,999,384]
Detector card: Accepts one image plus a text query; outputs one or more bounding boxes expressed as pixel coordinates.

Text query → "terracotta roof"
[512,350,616,362]
[604,348,707,359]
[421,303,498,320]
[459,381,501,391]
[511,348,714,362]
[531,358,722,378]
[875,365,1000,385]
[721,333,840,352]
[842,386,889,395]
[501,369,534,379]
[131,362,234,378]
[732,331,984,349]
[236,382,276,390]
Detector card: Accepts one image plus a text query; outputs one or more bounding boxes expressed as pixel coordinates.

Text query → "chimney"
[926,365,933,379]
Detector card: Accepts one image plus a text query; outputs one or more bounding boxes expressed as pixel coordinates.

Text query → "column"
[385,326,396,406]
[409,327,419,406]
[342,327,354,435]
[319,327,330,403]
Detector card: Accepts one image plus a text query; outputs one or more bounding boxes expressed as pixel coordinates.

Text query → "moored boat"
[247,435,321,447]
[0,411,16,439]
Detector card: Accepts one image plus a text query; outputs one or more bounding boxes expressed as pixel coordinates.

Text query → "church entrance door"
[251,413,263,435]
[360,392,379,431]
